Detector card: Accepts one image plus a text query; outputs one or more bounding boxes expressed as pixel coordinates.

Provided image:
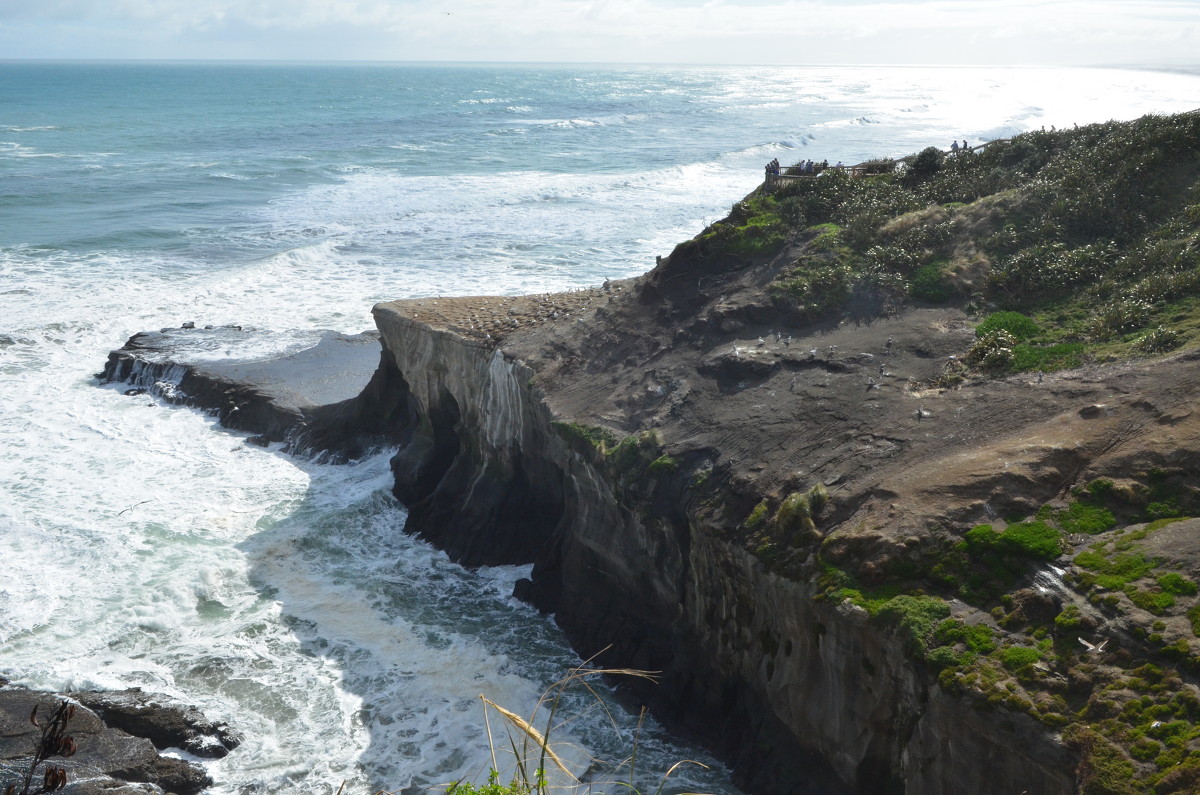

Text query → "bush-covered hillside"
[693,112,1200,375]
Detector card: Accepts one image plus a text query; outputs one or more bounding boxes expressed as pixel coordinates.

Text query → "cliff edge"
[99,111,1200,794]
[368,113,1200,795]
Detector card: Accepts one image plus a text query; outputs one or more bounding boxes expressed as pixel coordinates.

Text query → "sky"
[1,0,1198,66]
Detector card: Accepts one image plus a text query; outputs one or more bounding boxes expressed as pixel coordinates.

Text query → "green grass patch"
[910,261,951,303]
[1057,501,1118,535]
[1158,572,1198,596]
[998,645,1042,673]
[963,521,1062,560]
[1188,605,1200,637]
[933,618,996,655]
[1075,545,1157,591]
[551,421,618,454]
[707,194,788,257]
[1127,588,1176,615]
[646,454,679,475]
[976,310,1040,341]
[1009,341,1086,372]
[875,594,952,655]
[998,520,1064,559]
[743,500,769,531]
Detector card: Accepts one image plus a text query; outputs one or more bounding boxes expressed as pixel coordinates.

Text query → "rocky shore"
[0,683,240,794]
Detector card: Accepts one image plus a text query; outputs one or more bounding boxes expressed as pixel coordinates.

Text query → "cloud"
[1,0,1199,64]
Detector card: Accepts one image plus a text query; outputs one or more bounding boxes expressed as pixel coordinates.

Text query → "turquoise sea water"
[2,62,1199,793]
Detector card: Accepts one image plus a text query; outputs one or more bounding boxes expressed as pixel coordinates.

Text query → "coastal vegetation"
[799,471,1200,793]
[695,112,1200,376]
[658,112,1200,792]
[2,699,77,795]
[444,667,704,795]
[133,110,1200,794]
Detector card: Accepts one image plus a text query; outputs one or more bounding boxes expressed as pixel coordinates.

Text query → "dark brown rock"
[72,689,241,759]
[0,687,214,795]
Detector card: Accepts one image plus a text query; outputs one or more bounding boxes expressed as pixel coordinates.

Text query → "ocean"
[2,61,1199,794]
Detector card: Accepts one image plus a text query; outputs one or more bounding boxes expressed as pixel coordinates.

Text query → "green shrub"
[771,261,856,319]
[775,491,815,542]
[876,595,952,655]
[1087,296,1153,340]
[448,770,535,795]
[911,262,951,303]
[999,645,1041,673]
[1058,502,1117,535]
[1137,326,1181,354]
[806,482,830,514]
[1158,572,1198,596]
[906,146,945,181]
[997,520,1063,559]
[964,329,1017,371]
[976,311,1040,341]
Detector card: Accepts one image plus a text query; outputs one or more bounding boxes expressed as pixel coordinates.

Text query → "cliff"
[99,112,1200,794]
[363,113,1200,794]
[369,280,1200,794]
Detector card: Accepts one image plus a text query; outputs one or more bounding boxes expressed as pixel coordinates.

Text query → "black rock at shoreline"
[1,685,231,794]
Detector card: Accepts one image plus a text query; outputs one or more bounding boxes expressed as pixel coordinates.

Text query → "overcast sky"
[1,0,1198,66]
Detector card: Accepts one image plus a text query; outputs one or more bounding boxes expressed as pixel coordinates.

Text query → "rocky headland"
[97,111,1200,794]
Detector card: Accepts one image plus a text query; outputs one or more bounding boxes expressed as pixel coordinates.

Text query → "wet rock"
[97,327,399,461]
[72,688,242,759]
[0,687,213,795]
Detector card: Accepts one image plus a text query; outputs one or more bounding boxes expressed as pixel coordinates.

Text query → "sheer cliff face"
[373,308,566,566]
[371,301,1076,795]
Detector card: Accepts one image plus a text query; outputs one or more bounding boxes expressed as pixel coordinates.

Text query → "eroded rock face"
[95,292,1200,794]
[369,301,1078,795]
[372,309,568,566]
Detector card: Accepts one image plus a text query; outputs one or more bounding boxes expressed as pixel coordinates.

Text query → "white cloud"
[1,0,1198,64]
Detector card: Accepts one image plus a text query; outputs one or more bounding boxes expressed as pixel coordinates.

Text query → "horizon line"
[2,57,1198,72]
